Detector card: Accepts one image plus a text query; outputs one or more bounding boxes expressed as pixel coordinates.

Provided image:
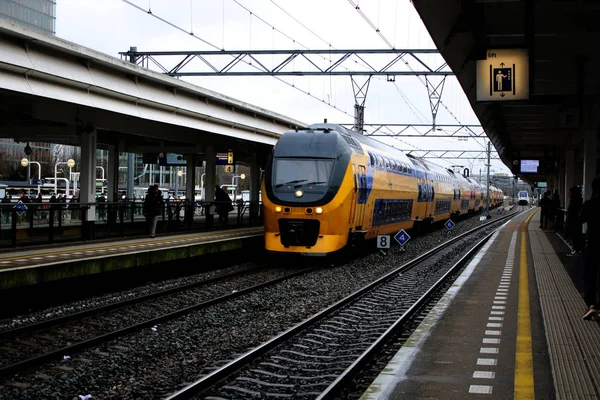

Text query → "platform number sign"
[377,235,390,249]
[445,219,455,230]
[394,230,410,246]
[13,201,27,217]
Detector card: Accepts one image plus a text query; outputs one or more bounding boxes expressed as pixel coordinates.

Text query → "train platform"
[362,208,600,399]
[0,227,263,291]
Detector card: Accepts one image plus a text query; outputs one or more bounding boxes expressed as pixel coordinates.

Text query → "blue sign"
[482,212,488,217]
[216,152,234,165]
[394,229,411,246]
[14,202,27,216]
[445,219,455,230]
[31,179,44,185]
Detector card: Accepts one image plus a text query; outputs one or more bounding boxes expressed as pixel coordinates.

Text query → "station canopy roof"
[413,0,600,183]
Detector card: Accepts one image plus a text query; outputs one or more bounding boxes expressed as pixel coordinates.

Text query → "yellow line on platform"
[515,209,537,399]
[0,228,262,262]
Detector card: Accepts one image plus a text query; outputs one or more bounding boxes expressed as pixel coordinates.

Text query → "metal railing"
[0,199,262,248]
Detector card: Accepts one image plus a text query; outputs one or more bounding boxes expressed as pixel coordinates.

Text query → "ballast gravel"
[0,210,519,399]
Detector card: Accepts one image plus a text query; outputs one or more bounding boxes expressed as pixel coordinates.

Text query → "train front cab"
[262,175,355,256]
[263,127,371,256]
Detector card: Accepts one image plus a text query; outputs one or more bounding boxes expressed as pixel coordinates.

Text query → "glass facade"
[0,139,52,163]
[0,0,56,35]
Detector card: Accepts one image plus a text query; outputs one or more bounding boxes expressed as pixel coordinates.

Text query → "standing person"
[1,194,11,223]
[538,191,552,229]
[143,185,164,238]
[215,185,234,224]
[552,189,562,231]
[566,186,584,256]
[69,192,80,220]
[97,194,106,221]
[580,177,600,320]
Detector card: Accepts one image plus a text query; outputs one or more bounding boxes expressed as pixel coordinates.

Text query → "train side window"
[376,155,384,169]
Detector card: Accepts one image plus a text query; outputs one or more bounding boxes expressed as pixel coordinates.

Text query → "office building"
[0,0,56,35]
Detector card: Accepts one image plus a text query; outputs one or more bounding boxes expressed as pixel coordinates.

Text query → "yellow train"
[262,124,503,255]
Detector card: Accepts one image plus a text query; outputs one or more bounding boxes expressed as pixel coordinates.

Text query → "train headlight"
[315,207,323,214]
[295,190,303,198]
[275,206,282,213]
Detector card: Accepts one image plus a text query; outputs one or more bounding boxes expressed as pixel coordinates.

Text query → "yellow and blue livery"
[262,123,502,255]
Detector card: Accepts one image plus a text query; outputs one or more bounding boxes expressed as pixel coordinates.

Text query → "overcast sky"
[55,0,510,176]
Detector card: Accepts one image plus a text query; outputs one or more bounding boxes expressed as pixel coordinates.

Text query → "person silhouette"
[496,71,507,91]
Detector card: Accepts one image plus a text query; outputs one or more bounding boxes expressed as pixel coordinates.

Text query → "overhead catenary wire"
[346,0,488,151]
[121,0,353,119]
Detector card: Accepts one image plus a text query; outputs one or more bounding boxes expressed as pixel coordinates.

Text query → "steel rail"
[317,228,500,398]
[0,266,266,341]
[0,267,318,378]
[165,209,523,399]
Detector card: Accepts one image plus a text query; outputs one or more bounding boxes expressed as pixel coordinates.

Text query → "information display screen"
[520,159,539,173]
[158,153,186,166]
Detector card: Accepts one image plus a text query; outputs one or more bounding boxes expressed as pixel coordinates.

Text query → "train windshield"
[273,158,334,188]
[518,191,528,198]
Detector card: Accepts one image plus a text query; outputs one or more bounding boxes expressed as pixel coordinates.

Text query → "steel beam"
[119,49,452,77]
[339,124,487,138]
[400,149,500,160]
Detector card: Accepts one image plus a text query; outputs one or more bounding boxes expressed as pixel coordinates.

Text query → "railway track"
[0,265,316,379]
[165,210,523,399]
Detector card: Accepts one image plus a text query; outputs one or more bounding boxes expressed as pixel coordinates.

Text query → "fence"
[0,199,262,248]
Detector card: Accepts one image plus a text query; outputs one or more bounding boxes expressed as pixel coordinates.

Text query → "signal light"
[315,207,323,214]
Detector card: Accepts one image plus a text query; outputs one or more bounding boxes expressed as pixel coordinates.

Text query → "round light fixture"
[67,159,75,168]
[177,170,183,177]
[20,158,29,167]
[240,173,246,180]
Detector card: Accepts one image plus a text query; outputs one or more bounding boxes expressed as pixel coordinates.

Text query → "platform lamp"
[20,157,42,195]
[22,142,32,195]
[232,173,246,199]
[54,158,75,196]
[174,169,184,197]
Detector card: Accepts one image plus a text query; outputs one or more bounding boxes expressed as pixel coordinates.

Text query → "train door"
[355,165,367,229]
[425,179,435,219]
[350,166,358,226]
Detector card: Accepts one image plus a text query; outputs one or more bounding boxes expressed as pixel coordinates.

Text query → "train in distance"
[517,190,530,206]
[261,123,504,256]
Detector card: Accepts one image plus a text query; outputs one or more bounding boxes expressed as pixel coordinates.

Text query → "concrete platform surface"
[0,227,263,290]
[362,208,600,399]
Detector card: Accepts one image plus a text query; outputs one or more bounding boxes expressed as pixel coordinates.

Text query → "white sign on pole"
[377,235,391,249]
[476,49,529,102]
